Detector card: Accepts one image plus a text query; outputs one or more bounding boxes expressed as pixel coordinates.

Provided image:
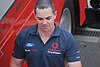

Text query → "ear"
[34,13,38,20]
[33,9,37,19]
[54,10,57,19]
[34,15,37,20]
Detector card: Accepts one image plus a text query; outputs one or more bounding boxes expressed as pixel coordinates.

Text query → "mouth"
[42,25,49,29]
[43,26,48,29]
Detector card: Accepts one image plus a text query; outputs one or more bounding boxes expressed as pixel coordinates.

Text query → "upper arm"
[68,61,82,67]
[10,56,24,67]
[65,33,80,62]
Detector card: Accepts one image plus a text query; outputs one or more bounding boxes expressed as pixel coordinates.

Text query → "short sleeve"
[12,34,25,59]
[65,33,80,62]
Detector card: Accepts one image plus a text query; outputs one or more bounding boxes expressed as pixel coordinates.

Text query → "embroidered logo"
[52,42,58,49]
[47,42,61,55]
[25,43,35,47]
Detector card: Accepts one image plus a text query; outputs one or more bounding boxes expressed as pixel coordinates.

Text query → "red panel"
[52,0,64,25]
[79,0,87,26]
[0,0,64,67]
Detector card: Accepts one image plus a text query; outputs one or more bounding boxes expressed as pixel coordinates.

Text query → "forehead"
[35,7,53,17]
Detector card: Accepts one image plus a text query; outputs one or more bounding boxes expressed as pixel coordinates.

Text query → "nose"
[43,19,47,24]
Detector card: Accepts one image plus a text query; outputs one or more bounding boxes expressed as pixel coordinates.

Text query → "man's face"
[35,7,57,32]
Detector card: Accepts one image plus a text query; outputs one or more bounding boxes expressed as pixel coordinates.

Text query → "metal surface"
[75,27,100,37]
[60,8,72,33]
[0,0,15,21]
[75,35,100,67]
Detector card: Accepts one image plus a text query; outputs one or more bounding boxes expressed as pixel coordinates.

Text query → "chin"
[43,30,49,32]
[42,28,50,32]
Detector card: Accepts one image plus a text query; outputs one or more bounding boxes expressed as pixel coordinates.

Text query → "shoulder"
[55,25,72,37]
[18,25,36,37]
[60,28,74,39]
[55,24,74,39]
[59,27,77,45]
[14,25,36,44]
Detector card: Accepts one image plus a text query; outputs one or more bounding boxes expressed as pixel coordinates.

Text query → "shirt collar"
[52,24,61,37]
[29,23,61,36]
[29,24,39,35]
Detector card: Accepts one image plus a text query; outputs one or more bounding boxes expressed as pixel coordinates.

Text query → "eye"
[37,17,43,20]
[38,18,43,20]
[46,17,51,20]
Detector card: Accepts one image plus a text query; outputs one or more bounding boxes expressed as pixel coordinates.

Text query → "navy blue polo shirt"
[12,24,80,67]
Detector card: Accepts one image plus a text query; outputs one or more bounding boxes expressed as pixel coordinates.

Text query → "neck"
[38,25,55,44]
[38,25,55,37]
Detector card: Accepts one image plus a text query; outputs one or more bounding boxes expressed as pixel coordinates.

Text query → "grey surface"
[0,0,15,20]
[75,35,100,67]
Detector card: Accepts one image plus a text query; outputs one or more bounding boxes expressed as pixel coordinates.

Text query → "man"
[10,0,82,67]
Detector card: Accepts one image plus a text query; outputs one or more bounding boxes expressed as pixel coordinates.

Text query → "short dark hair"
[34,0,55,15]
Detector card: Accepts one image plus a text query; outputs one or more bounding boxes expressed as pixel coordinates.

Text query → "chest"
[23,35,67,59]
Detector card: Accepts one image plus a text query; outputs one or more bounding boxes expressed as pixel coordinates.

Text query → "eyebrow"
[36,16,52,19]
